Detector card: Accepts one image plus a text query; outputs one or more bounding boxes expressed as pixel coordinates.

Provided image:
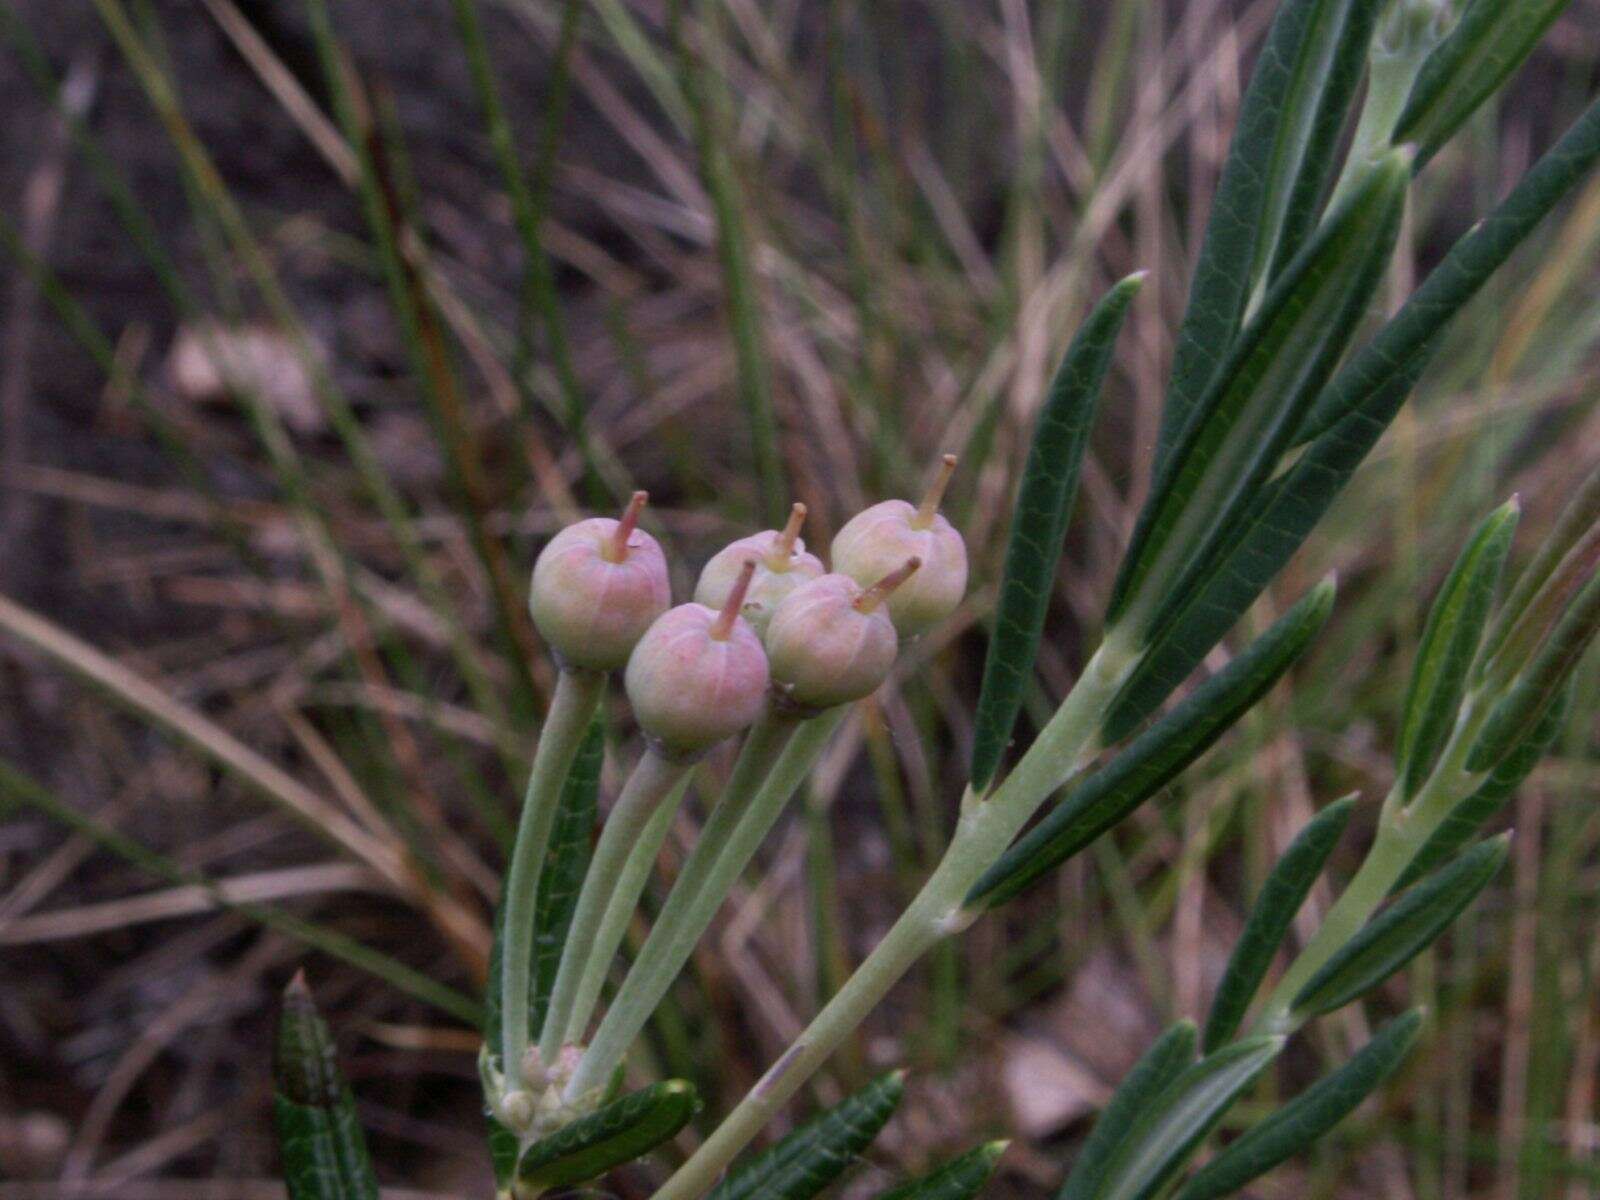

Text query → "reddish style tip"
[771,502,808,566]
[914,455,958,528]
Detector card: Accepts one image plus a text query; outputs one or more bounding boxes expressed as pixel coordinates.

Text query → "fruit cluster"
[528,459,970,753]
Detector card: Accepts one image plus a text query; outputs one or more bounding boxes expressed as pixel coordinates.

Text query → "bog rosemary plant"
[269,1,1600,1198]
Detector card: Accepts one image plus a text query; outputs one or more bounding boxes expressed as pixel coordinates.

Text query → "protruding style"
[915,454,958,529]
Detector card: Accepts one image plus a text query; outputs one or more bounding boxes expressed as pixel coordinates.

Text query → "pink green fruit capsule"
[529,492,672,671]
[832,455,968,637]
[766,559,921,711]
[694,503,826,638]
[625,560,771,755]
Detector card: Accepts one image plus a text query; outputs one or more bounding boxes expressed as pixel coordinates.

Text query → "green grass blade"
[968,580,1334,911]
[303,0,542,706]
[875,1142,1007,1200]
[1115,92,1600,735]
[1203,795,1357,1052]
[86,0,517,740]
[2,4,526,798]
[1395,500,1520,797]
[1176,1010,1423,1200]
[274,974,380,1200]
[450,0,596,497]
[674,1,786,525]
[970,273,1143,791]
[706,1071,906,1200]
[1291,835,1510,1017]
[1058,1022,1197,1200]
[1108,154,1408,641]
[1093,1037,1286,1200]
[0,759,480,1023]
[1394,0,1575,166]
[516,1080,702,1190]
[1394,679,1572,891]
[1156,0,1387,475]
[485,718,603,1186]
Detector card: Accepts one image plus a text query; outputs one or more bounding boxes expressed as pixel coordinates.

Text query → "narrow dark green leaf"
[1476,512,1600,695]
[1158,0,1389,475]
[530,717,604,1036]
[1058,1022,1198,1200]
[1292,836,1509,1017]
[969,582,1334,911]
[875,1142,1008,1200]
[516,1080,701,1190]
[1395,679,1571,891]
[486,717,603,1183]
[1109,154,1407,640]
[970,273,1143,791]
[1203,796,1357,1052]
[1114,91,1600,735]
[1395,500,1520,796]
[1394,0,1575,166]
[1265,0,1390,280]
[1479,465,1600,675]
[273,974,379,1200]
[1301,97,1600,446]
[1175,1010,1423,1200]
[1094,1037,1285,1200]
[708,1071,906,1200]
[1467,569,1600,771]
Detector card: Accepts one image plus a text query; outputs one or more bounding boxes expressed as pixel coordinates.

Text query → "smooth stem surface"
[501,668,605,1083]
[1254,808,1419,1031]
[1257,694,1489,1032]
[1328,6,1443,207]
[649,641,1137,1200]
[562,770,693,1049]
[541,748,691,1061]
[568,706,823,1098]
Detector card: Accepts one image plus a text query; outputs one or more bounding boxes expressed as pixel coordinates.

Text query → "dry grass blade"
[0,590,406,885]
[196,0,357,185]
[0,862,385,945]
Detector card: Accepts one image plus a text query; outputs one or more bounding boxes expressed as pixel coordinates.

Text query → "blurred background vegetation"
[0,1,1596,1197]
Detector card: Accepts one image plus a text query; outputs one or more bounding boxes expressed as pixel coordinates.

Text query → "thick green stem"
[562,769,693,1050]
[541,748,691,1062]
[1329,0,1449,207]
[648,641,1137,1200]
[501,668,606,1084]
[1254,809,1419,1030]
[568,706,825,1099]
[1257,691,1489,1032]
